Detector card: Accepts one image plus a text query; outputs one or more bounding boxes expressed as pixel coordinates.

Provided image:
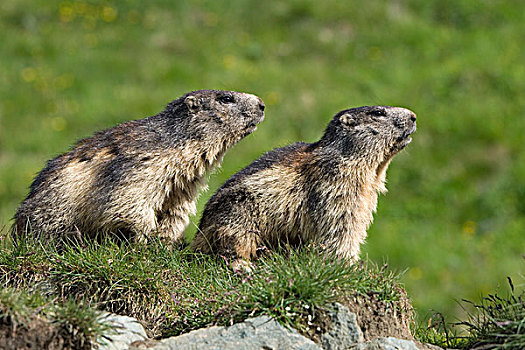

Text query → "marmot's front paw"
[231,259,254,274]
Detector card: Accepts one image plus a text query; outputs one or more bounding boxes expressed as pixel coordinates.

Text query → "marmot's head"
[172,90,265,141]
[321,105,416,162]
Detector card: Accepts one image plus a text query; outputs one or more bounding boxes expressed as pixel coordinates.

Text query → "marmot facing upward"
[192,106,416,262]
[14,90,265,243]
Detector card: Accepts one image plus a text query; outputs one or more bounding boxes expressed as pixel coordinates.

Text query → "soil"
[0,315,91,350]
[340,287,415,341]
[302,286,415,344]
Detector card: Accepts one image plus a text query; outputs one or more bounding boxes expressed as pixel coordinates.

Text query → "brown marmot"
[192,105,416,263]
[13,89,265,243]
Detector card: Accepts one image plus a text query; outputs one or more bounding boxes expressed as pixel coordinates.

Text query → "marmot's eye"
[219,94,235,104]
[368,109,386,117]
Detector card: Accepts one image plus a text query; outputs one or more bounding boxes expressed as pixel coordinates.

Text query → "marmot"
[192,105,416,263]
[13,89,265,243]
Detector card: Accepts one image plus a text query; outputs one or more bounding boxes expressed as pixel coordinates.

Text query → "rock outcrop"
[98,303,434,350]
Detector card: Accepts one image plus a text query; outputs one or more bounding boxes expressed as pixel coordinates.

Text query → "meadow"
[1,0,524,323]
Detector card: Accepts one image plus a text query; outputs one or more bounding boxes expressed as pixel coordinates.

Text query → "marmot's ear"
[185,96,201,111]
[340,112,358,127]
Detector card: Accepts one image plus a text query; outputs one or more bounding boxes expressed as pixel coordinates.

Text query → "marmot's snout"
[391,107,417,149]
[252,95,266,120]
[257,98,265,112]
[242,94,266,130]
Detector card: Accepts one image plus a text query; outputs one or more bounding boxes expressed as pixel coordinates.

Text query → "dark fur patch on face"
[210,113,223,125]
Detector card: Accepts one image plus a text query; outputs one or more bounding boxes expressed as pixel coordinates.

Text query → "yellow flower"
[101,6,118,23]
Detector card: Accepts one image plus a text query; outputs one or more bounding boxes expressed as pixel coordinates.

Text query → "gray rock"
[95,306,434,350]
[96,313,148,350]
[354,337,420,350]
[149,315,321,350]
[321,302,364,349]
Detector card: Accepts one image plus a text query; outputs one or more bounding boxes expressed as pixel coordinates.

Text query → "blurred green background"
[1,0,523,321]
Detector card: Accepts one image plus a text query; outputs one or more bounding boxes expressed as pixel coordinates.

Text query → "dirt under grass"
[342,288,414,341]
[0,287,100,350]
[0,314,91,350]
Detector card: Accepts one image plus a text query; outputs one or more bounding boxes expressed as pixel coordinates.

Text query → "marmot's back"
[14,90,265,243]
[192,106,416,263]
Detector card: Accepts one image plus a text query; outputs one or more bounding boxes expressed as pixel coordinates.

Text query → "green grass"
[459,282,524,349]
[3,235,522,348]
[0,287,106,349]
[1,0,524,323]
[1,234,410,339]
[415,278,525,349]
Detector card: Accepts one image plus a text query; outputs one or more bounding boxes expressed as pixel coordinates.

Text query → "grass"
[415,277,525,349]
[1,0,524,324]
[458,283,524,349]
[0,287,106,349]
[0,233,410,340]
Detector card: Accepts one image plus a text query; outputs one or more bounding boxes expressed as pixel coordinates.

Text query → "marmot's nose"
[256,97,265,112]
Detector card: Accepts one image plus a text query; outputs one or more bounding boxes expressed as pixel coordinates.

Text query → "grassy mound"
[2,232,522,348]
[0,233,412,341]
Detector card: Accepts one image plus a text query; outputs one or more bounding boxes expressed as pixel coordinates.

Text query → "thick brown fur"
[13,90,265,243]
[192,106,416,262]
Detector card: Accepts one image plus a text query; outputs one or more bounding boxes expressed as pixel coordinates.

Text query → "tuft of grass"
[0,287,48,325]
[232,250,404,332]
[415,277,525,349]
[52,299,111,349]
[413,310,467,349]
[457,278,524,350]
[1,233,411,339]
[0,287,107,349]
